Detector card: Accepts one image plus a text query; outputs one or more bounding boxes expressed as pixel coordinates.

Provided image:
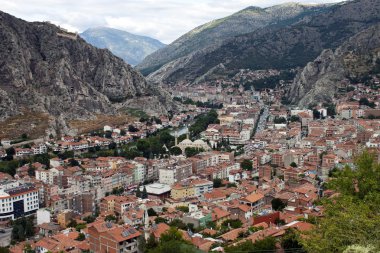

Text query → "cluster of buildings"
[2,74,380,253]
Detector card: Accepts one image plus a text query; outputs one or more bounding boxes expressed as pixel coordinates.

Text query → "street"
[0,227,12,247]
[255,105,268,135]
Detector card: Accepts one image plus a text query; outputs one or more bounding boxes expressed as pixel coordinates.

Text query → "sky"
[1,0,343,44]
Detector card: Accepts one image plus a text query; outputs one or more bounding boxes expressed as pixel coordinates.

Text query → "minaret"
[143,208,150,240]
[186,125,190,140]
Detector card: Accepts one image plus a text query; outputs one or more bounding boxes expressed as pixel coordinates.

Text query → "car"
[0,229,5,233]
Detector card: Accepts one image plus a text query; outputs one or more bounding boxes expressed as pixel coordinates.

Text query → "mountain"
[143,0,380,86]
[0,11,174,138]
[80,27,165,66]
[137,3,330,76]
[288,24,380,106]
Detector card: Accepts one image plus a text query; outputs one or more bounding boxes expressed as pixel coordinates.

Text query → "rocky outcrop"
[288,24,380,106]
[0,11,174,136]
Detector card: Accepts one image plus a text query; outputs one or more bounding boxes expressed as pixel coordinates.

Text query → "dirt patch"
[0,111,50,140]
[68,114,137,134]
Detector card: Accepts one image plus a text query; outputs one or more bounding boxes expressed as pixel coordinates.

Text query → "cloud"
[0,0,343,43]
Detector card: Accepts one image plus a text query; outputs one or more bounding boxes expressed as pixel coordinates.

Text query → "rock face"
[137,3,329,76]
[80,27,165,66]
[0,11,173,136]
[143,0,380,85]
[289,24,380,106]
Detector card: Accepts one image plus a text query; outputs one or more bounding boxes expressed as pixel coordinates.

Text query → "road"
[255,105,269,135]
[0,227,12,247]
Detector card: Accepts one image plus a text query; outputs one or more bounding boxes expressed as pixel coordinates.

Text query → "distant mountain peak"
[80,27,165,66]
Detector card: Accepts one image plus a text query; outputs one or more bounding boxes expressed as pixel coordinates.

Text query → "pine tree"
[142,186,148,199]
[136,186,141,198]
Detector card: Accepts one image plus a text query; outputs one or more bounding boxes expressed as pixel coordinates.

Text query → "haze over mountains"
[80,27,165,66]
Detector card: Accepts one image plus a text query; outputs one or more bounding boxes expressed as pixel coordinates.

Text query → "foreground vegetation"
[302,151,380,252]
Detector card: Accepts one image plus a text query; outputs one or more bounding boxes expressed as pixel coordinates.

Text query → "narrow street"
[255,105,268,135]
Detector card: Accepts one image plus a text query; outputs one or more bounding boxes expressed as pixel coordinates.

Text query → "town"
[0,71,379,253]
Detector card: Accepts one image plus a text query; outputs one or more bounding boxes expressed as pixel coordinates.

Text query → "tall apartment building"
[0,181,39,221]
[159,160,192,185]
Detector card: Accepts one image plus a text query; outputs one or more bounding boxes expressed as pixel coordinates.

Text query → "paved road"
[0,227,12,247]
[11,138,45,147]
[255,105,268,135]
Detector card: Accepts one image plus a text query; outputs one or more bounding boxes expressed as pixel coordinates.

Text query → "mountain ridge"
[144,0,380,86]
[80,27,165,66]
[0,11,174,137]
[137,2,330,76]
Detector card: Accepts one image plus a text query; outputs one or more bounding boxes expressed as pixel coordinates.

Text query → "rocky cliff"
[288,24,380,106]
[0,11,174,137]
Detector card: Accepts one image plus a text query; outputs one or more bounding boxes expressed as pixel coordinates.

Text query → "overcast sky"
[1,0,343,43]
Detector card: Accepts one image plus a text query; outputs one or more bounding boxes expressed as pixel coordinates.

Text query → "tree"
[146,233,158,250]
[128,125,139,132]
[67,219,78,228]
[313,109,321,119]
[137,139,150,154]
[290,162,297,168]
[274,117,287,124]
[136,186,141,198]
[104,131,112,139]
[28,165,35,177]
[281,228,305,252]
[271,198,286,211]
[175,206,189,213]
[111,187,124,195]
[154,217,167,224]
[120,129,126,136]
[105,215,117,222]
[359,97,370,106]
[141,186,148,199]
[76,233,86,241]
[108,142,117,149]
[83,215,96,223]
[221,219,242,229]
[148,208,157,216]
[0,247,9,253]
[290,115,300,122]
[170,146,182,156]
[240,159,253,171]
[224,237,276,252]
[302,151,380,252]
[21,133,28,140]
[23,244,34,253]
[68,158,79,167]
[160,227,184,243]
[11,217,35,242]
[75,223,87,232]
[169,219,187,230]
[185,147,203,157]
[213,178,223,188]
[149,240,200,253]
[159,131,174,147]
[6,147,15,156]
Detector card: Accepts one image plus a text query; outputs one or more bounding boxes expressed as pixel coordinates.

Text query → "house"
[240,193,265,213]
[212,207,231,226]
[88,221,140,253]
